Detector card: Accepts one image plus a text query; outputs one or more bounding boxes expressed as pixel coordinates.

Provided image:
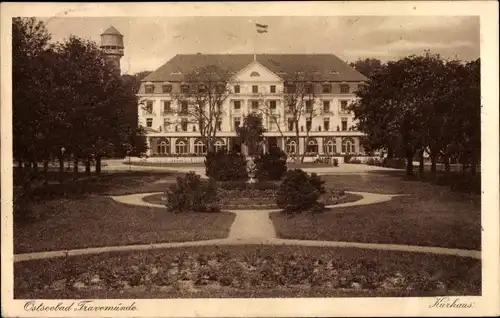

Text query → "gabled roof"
[101,26,123,36]
[142,54,367,82]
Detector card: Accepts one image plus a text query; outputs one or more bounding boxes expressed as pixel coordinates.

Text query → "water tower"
[100,26,124,74]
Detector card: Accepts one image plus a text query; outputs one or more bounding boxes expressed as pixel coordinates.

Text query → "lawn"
[14,245,480,298]
[270,172,481,250]
[14,196,235,254]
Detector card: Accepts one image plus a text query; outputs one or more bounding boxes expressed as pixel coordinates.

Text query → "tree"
[236,112,266,156]
[12,17,54,175]
[173,65,232,152]
[349,58,384,78]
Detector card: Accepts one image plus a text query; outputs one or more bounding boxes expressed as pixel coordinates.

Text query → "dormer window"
[145,84,154,94]
[162,84,172,93]
[322,83,331,93]
[170,71,182,75]
[340,84,350,94]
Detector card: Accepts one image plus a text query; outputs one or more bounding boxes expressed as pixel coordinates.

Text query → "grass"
[270,172,481,250]
[14,196,235,254]
[14,245,480,299]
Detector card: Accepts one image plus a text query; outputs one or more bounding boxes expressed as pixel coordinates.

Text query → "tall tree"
[237,112,266,156]
[349,58,384,77]
[173,65,232,152]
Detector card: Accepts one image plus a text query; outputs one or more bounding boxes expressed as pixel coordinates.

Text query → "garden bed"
[142,188,362,210]
[14,245,481,298]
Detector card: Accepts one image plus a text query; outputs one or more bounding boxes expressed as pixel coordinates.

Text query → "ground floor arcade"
[146,135,364,156]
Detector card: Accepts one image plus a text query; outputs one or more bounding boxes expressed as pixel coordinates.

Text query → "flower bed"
[14,245,481,298]
[143,187,360,210]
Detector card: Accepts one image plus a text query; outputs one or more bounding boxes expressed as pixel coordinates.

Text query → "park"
[12,17,481,299]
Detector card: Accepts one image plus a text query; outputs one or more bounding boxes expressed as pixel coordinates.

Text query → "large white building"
[137,53,368,157]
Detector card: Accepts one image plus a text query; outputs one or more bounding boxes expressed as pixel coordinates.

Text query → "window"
[269,100,277,110]
[163,101,171,114]
[146,118,153,127]
[198,84,206,93]
[306,119,312,131]
[194,139,206,154]
[145,101,153,113]
[156,139,170,154]
[306,138,318,153]
[181,84,189,94]
[340,84,350,94]
[252,85,258,93]
[234,100,241,110]
[341,118,348,131]
[269,119,278,131]
[234,85,240,93]
[217,120,222,131]
[214,139,225,152]
[270,85,276,93]
[323,117,330,131]
[234,117,241,131]
[305,83,313,94]
[323,101,330,113]
[287,118,294,131]
[250,71,260,77]
[340,100,348,113]
[305,100,313,112]
[286,139,297,154]
[181,101,188,114]
[175,139,188,154]
[322,83,331,93]
[342,137,355,154]
[251,101,259,110]
[145,85,154,94]
[324,139,336,154]
[162,85,172,93]
[181,118,188,132]
[192,125,196,132]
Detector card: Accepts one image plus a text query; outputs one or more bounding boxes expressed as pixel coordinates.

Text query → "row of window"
[144,83,354,94]
[145,117,351,132]
[156,139,226,155]
[144,99,350,114]
[155,137,356,155]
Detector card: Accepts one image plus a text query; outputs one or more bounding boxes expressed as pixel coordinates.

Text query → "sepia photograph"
[1,1,498,317]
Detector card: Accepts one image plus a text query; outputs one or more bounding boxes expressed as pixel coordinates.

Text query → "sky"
[40,16,480,75]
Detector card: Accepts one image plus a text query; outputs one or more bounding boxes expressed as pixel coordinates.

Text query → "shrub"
[166,172,220,213]
[343,155,352,163]
[205,149,248,181]
[276,169,325,214]
[254,147,287,181]
[217,180,280,191]
[332,158,339,167]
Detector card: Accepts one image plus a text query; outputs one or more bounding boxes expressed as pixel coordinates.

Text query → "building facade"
[100,26,124,74]
[137,54,367,157]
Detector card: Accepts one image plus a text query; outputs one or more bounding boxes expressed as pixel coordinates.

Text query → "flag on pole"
[256,23,268,33]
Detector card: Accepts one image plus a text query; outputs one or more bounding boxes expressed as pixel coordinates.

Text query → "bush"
[343,155,352,163]
[217,180,280,191]
[366,158,383,166]
[166,172,220,213]
[276,169,325,214]
[254,147,287,181]
[205,149,248,181]
[332,158,339,167]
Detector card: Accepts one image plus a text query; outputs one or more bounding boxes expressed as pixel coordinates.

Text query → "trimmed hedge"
[205,150,248,181]
[276,169,325,214]
[254,147,287,181]
[166,172,220,213]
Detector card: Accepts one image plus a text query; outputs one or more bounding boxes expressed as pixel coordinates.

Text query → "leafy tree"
[349,58,384,77]
[237,112,266,156]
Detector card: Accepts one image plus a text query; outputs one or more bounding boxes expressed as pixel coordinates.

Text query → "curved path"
[13,191,481,262]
